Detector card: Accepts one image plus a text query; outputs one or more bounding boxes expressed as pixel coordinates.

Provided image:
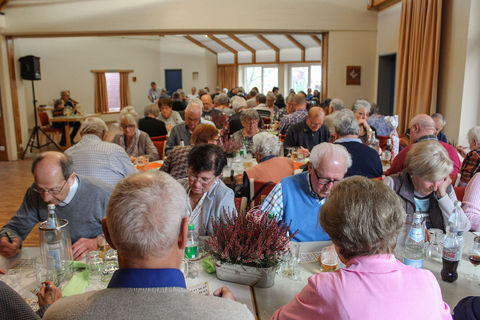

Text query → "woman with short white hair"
[384,140,470,232]
[352,99,373,144]
[112,106,159,161]
[458,126,480,186]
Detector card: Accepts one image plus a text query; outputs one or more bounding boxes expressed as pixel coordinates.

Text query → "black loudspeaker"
[19,55,41,80]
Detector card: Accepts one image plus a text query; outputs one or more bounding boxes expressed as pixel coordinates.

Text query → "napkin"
[62,270,90,297]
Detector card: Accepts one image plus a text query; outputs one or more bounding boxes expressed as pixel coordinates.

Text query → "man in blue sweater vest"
[261,143,351,241]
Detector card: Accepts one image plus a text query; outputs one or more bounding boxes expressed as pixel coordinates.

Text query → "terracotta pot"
[215,261,276,288]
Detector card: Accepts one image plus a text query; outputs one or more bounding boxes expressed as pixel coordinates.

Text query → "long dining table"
[1,233,479,319]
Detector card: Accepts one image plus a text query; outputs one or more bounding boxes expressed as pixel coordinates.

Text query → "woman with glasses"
[112,106,159,161]
[178,144,236,236]
[231,109,260,155]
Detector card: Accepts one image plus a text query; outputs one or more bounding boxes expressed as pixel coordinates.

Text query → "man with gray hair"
[65,117,136,186]
[165,98,214,154]
[0,151,112,260]
[261,143,351,241]
[323,98,345,137]
[278,93,308,135]
[214,93,233,116]
[333,109,382,178]
[44,171,254,320]
[431,112,447,143]
[386,114,460,176]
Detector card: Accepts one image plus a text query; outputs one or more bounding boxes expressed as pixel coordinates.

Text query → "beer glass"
[321,246,338,272]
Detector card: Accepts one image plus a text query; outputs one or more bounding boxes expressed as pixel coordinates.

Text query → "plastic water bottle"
[404,213,425,268]
[184,224,198,259]
[46,204,62,273]
[442,202,462,282]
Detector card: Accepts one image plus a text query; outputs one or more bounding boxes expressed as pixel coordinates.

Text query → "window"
[105,72,121,112]
[289,64,322,93]
[242,66,278,94]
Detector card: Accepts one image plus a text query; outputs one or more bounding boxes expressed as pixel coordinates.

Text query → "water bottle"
[184,224,198,259]
[46,204,62,280]
[442,202,462,282]
[404,213,425,268]
[180,139,185,147]
[239,143,247,159]
[450,201,464,257]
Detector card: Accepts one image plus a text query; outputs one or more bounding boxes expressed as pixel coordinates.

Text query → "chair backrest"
[454,186,465,201]
[151,135,167,142]
[250,180,276,208]
[377,135,388,150]
[38,111,50,127]
[152,140,165,159]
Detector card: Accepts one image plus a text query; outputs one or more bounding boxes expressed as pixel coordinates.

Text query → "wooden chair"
[151,135,167,160]
[38,111,62,144]
[249,180,276,208]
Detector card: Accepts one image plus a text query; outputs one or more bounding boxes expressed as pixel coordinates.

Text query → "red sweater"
[386,140,461,176]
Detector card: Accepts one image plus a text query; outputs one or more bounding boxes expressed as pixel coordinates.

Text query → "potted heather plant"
[206,208,296,288]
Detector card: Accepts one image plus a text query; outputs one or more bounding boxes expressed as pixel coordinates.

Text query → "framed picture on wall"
[346,66,361,85]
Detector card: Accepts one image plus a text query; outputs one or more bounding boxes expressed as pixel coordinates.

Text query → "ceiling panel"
[264,35,294,49]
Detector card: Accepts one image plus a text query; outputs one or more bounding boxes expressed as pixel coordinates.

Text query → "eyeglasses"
[120,124,136,129]
[32,179,68,195]
[311,167,342,186]
[188,172,217,185]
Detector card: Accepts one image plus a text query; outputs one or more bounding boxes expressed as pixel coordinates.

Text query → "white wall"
[14,36,217,145]
[328,31,377,107]
[377,2,402,55]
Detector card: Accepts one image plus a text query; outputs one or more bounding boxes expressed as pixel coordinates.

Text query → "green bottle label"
[185,246,198,259]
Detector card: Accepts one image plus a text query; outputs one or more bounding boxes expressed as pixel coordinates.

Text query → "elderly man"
[284,107,330,156]
[278,93,308,135]
[323,98,345,138]
[386,114,460,176]
[201,93,224,128]
[432,112,448,143]
[147,81,161,103]
[165,99,212,154]
[138,104,167,137]
[214,93,233,116]
[187,86,197,100]
[65,117,136,186]
[0,152,112,260]
[43,171,253,320]
[333,109,382,178]
[261,143,351,241]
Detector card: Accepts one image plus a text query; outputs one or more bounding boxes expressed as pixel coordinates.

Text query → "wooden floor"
[0,122,122,247]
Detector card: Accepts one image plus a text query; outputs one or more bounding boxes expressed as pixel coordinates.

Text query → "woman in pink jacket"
[271,176,452,320]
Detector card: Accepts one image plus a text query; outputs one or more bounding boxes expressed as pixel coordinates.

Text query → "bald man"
[284,107,330,156]
[385,114,460,176]
[0,151,112,260]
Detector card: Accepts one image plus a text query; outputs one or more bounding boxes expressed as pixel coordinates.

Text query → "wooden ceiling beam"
[256,35,279,63]
[207,34,238,64]
[184,35,217,55]
[286,35,305,62]
[311,35,322,47]
[228,34,255,64]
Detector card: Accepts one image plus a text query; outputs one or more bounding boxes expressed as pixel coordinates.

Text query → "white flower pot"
[215,261,276,288]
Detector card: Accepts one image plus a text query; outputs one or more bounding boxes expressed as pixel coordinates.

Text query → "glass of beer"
[135,156,149,170]
[291,148,298,161]
[320,246,338,272]
[467,236,480,281]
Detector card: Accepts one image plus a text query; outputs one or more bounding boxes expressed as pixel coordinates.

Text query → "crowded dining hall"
[0,0,479,319]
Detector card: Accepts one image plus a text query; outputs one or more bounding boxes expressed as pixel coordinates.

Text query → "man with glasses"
[0,151,113,260]
[261,143,351,241]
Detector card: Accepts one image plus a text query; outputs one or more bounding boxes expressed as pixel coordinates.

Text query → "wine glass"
[467,236,480,281]
[426,228,444,263]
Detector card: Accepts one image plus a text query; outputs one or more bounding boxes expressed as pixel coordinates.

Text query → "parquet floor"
[0,122,122,247]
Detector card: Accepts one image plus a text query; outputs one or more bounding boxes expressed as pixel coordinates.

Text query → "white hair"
[119,106,139,127]
[253,132,280,158]
[106,171,188,259]
[329,98,345,111]
[310,143,352,172]
[467,126,480,147]
[185,98,203,113]
[232,97,247,111]
[333,109,359,136]
[80,117,108,136]
[214,93,229,105]
[352,99,371,113]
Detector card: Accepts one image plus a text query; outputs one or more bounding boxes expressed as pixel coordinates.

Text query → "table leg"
[65,122,71,148]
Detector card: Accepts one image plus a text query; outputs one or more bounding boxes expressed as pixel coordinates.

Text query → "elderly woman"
[269,176,452,319]
[231,109,260,155]
[138,104,167,138]
[463,173,480,231]
[158,98,183,131]
[178,144,236,236]
[458,126,480,186]
[352,99,373,144]
[384,140,470,232]
[161,124,219,180]
[112,106,159,161]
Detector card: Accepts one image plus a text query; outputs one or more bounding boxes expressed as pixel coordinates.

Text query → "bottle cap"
[47,204,56,210]
[188,224,195,230]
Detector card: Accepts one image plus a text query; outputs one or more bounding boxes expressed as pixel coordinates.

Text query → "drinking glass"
[5,269,20,288]
[86,251,100,264]
[97,235,110,260]
[135,156,149,170]
[467,236,480,282]
[426,228,444,263]
[282,242,300,280]
[321,246,338,272]
[105,249,118,262]
[88,257,104,280]
[101,261,119,283]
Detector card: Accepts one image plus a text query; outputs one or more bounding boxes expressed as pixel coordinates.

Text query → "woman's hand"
[436,176,452,199]
[37,281,62,306]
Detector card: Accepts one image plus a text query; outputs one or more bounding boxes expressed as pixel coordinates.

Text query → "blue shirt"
[108,268,186,289]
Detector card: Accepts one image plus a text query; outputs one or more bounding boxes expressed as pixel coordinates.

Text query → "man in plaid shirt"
[278,93,308,135]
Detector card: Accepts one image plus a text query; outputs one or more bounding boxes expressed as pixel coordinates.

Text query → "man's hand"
[0,267,6,275]
[37,281,62,306]
[72,238,97,260]
[298,147,310,157]
[0,237,21,258]
[213,286,236,301]
[436,176,451,199]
